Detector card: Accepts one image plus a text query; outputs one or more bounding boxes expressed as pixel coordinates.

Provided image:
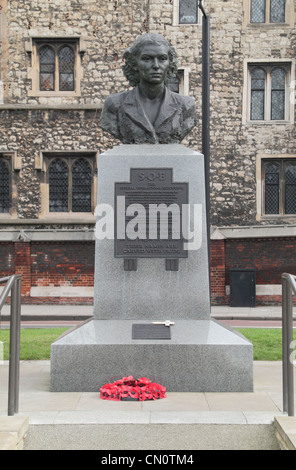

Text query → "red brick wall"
[210,240,226,305]
[31,242,94,288]
[0,242,15,277]
[14,242,31,297]
[0,241,94,304]
[225,238,296,285]
[1,238,295,305]
[210,237,296,306]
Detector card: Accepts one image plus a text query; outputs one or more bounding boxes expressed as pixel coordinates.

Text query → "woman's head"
[122,33,178,87]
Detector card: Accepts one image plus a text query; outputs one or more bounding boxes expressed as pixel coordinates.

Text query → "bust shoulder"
[103,91,131,111]
[168,90,196,109]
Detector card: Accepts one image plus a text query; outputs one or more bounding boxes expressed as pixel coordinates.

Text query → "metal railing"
[0,275,22,416]
[282,273,296,416]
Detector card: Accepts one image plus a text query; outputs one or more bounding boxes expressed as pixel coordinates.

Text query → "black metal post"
[282,273,295,416]
[198,1,211,301]
[4,275,21,416]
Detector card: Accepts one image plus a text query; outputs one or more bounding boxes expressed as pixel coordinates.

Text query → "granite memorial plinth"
[50,145,253,392]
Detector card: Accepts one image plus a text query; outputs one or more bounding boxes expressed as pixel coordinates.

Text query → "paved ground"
[0,360,289,423]
[0,359,294,449]
[0,304,295,328]
[0,305,295,449]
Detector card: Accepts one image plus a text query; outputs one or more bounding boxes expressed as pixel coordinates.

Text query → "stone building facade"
[0,0,295,305]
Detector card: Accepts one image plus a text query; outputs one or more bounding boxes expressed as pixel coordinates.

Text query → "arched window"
[49,159,69,212]
[37,41,77,93]
[39,45,55,91]
[263,159,296,216]
[72,159,92,212]
[271,67,286,121]
[251,67,265,120]
[48,156,94,213]
[249,63,289,122]
[0,159,10,213]
[58,46,75,92]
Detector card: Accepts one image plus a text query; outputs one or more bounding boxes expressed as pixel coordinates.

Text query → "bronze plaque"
[115,168,188,258]
[132,324,171,340]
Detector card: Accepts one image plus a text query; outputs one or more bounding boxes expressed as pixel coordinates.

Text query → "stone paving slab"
[0,360,295,450]
[0,416,29,450]
[275,416,296,450]
[0,360,291,424]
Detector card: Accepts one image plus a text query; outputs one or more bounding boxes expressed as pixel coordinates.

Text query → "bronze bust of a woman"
[100,33,197,144]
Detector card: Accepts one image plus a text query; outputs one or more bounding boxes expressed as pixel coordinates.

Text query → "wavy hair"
[122,33,178,87]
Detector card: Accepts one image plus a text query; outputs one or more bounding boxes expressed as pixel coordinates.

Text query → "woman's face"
[135,43,170,86]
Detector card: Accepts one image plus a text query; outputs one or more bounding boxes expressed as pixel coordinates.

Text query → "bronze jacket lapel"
[122,87,179,142]
[154,88,179,130]
[123,87,155,135]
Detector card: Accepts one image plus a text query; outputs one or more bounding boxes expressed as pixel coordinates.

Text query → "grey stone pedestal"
[50,145,253,392]
[51,319,253,392]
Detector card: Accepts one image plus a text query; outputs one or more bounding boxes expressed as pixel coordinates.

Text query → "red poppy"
[100,376,166,401]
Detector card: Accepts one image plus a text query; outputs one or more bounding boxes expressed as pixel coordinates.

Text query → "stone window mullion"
[54,47,59,92]
[265,69,271,120]
[279,160,284,215]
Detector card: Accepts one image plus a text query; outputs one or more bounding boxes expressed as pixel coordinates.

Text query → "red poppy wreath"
[100,376,166,401]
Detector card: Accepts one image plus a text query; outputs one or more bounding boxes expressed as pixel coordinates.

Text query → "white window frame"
[243,0,295,27]
[169,67,191,95]
[173,0,202,26]
[37,151,98,220]
[243,58,295,125]
[27,37,85,97]
[256,153,296,220]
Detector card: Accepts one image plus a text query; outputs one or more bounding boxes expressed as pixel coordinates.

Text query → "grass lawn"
[0,327,295,361]
[238,328,296,361]
[0,327,69,360]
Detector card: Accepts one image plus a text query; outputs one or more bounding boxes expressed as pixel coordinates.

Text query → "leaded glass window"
[48,156,94,213]
[250,0,286,24]
[250,0,266,23]
[58,46,75,91]
[40,46,55,91]
[179,0,198,24]
[263,160,296,216]
[168,70,184,93]
[72,159,92,212]
[264,163,279,214]
[251,68,265,120]
[49,159,69,212]
[37,41,76,93]
[285,163,296,214]
[271,68,286,120]
[249,64,289,121]
[0,159,10,213]
[270,0,286,23]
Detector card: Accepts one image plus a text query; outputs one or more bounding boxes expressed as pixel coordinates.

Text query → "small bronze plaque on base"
[132,324,171,340]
